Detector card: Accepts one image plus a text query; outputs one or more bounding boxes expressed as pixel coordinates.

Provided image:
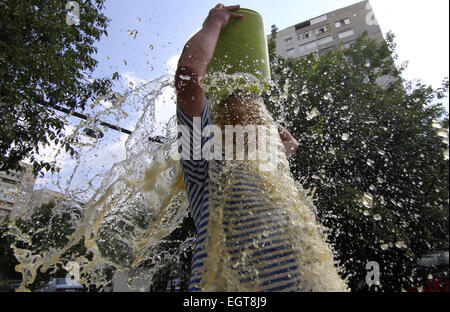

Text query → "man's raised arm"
[175,4,242,118]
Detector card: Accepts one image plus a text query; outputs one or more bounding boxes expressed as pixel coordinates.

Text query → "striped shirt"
[177,99,303,292]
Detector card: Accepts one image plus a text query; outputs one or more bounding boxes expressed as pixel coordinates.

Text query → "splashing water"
[127,29,138,39]
[7,71,348,292]
[197,93,347,291]
[8,75,191,291]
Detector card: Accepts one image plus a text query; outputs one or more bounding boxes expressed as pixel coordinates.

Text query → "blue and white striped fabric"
[177,99,303,292]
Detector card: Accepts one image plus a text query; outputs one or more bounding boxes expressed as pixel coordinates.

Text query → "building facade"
[30,189,66,210]
[269,1,383,59]
[0,163,36,220]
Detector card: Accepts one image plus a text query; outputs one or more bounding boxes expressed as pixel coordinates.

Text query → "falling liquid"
[7,72,348,292]
[199,89,347,291]
[306,107,320,121]
[362,193,374,209]
[127,29,138,39]
[394,241,407,249]
[178,74,191,81]
[341,133,350,141]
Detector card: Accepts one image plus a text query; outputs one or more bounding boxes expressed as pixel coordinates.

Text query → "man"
[175,4,309,292]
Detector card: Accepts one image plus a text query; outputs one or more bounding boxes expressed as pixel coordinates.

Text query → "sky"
[93,0,449,93]
[35,0,450,193]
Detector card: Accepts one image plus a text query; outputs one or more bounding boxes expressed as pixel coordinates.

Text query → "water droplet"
[444,149,449,160]
[373,214,382,221]
[380,243,389,250]
[436,129,449,139]
[341,133,350,141]
[432,120,443,129]
[293,107,299,115]
[178,75,191,81]
[369,185,376,191]
[363,210,370,216]
[323,92,332,101]
[127,29,138,39]
[366,159,375,167]
[378,150,386,156]
[362,193,373,209]
[306,108,320,120]
[394,241,407,249]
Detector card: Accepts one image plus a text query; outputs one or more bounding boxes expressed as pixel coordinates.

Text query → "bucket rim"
[235,8,262,17]
[202,8,262,26]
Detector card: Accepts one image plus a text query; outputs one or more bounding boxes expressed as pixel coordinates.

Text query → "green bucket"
[205,8,272,99]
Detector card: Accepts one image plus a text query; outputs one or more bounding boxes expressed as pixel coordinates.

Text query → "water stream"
[7,72,348,292]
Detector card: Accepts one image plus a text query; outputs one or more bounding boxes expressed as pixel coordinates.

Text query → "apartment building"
[269,0,384,59]
[0,163,36,219]
[30,189,67,210]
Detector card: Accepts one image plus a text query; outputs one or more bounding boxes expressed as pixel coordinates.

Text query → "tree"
[11,201,87,291]
[0,222,22,290]
[0,0,118,175]
[265,30,449,291]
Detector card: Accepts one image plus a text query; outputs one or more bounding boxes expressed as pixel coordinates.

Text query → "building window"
[335,18,351,28]
[0,193,14,203]
[1,177,17,185]
[0,201,13,207]
[299,31,313,41]
[295,20,311,30]
[284,37,293,45]
[314,24,329,35]
[310,15,328,25]
[338,29,354,39]
[286,48,295,56]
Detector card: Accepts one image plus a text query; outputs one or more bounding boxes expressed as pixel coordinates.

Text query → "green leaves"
[1,0,111,175]
[11,201,86,290]
[267,31,449,291]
